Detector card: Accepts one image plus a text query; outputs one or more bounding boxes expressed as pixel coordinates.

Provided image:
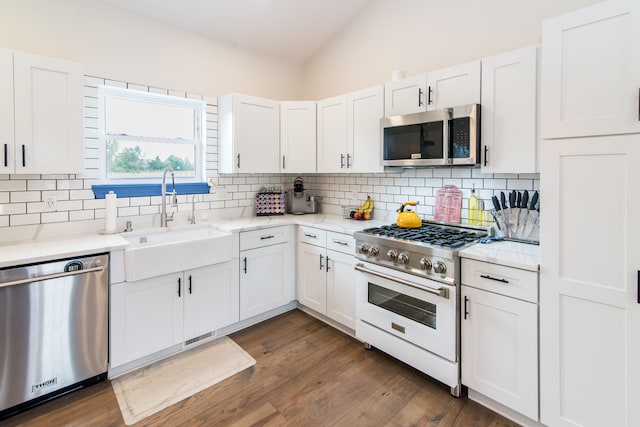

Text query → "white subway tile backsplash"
[41,212,69,223]
[10,214,40,226]
[0,180,27,191]
[10,192,41,203]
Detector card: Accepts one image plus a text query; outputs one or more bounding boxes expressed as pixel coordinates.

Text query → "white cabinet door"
[540,135,640,427]
[317,94,348,173]
[326,249,356,329]
[541,1,640,138]
[296,242,326,314]
[384,74,427,116]
[347,85,384,173]
[427,60,481,110]
[218,94,280,173]
[280,101,316,173]
[461,285,538,421]
[183,261,239,341]
[0,49,14,174]
[110,274,184,368]
[12,52,83,174]
[481,46,538,174]
[240,243,293,320]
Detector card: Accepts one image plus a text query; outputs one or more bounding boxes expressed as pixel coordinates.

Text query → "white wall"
[0,0,303,100]
[301,0,601,99]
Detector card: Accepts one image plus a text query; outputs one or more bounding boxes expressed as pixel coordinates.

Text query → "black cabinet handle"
[484,145,488,167]
[418,88,423,107]
[21,144,25,167]
[243,257,247,274]
[260,235,275,240]
[340,154,345,168]
[178,277,181,297]
[236,153,240,168]
[480,274,509,284]
[347,153,351,168]
[189,275,192,294]
[326,256,330,272]
[3,144,7,167]
[427,86,433,105]
[319,254,324,270]
[282,155,285,169]
[464,296,469,319]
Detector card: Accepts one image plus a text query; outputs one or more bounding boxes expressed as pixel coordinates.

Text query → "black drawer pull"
[480,274,509,284]
[188,275,192,294]
[3,144,7,167]
[304,233,318,239]
[21,144,26,167]
[178,277,181,297]
[260,235,275,240]
[333,239,349,246]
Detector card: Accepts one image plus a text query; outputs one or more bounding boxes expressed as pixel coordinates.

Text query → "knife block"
[491,208,539,244]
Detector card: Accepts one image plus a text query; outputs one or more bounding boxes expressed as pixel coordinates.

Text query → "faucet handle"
[170,190,178,207]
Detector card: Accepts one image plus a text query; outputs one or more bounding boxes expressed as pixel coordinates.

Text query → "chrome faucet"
[161,168,177,227]
[188,195,200,224]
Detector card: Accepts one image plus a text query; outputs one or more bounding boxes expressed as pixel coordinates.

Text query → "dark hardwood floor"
[3,310,519,426]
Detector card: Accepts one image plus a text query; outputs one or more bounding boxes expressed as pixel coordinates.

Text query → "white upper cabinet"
[541,0,640,138]
[317,87,384,174]
[218,93,280,174]
[1,50,83,174]
[280,101,316,173]
[317,94,348,173]
[426,60,481,110]
[384,74,428,116]
[347,85,384,173]
[481,46,539,173]
[384,61,481,117]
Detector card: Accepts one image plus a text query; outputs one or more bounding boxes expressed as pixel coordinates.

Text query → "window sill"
[92,183,210,199]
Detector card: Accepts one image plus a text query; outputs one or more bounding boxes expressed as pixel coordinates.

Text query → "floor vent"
[185,332,213,346]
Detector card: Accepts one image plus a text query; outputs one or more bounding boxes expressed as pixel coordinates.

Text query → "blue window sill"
[92,183,210,199]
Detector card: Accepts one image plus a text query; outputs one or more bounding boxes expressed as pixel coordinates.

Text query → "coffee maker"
[285,177,319,214]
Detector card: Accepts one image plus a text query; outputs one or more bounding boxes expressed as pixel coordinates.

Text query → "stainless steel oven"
[353,221,487,397]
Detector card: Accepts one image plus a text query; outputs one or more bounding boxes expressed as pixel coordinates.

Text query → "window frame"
[97,85,206,185]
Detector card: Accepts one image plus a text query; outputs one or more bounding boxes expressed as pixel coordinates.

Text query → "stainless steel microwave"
[381,104,480,167]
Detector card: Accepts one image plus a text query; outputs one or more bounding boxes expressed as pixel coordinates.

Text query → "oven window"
[368,283,437,329]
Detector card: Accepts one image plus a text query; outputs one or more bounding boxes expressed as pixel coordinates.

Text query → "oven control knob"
[368,245,379,257]
[358,244,370,255]
[398,252,410,265]
[419,257,432,271]
[386,249,398,261]
[434,261,447,274]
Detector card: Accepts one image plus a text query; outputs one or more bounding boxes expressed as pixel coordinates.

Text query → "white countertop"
[214,213,386,235]
[0,214,378,268]
[0,233,129,269]
[458,240,540,271]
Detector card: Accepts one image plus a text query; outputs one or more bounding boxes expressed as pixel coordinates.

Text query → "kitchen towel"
[111,336,256,425]
[104,191,117,233]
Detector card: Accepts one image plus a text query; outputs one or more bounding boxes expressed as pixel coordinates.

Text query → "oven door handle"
[355,263,449,299]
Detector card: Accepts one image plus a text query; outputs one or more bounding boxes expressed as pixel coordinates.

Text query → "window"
[98,86,205,184]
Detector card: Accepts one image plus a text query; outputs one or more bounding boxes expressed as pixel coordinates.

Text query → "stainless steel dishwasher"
[0,253,109,419]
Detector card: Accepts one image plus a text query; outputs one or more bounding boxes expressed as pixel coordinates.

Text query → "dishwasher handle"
[0,265,106,289]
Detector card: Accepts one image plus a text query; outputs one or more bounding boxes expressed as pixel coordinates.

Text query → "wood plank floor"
[3,310,519,426]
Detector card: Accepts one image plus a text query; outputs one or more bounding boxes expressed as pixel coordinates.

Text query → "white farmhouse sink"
[123,225,233,282]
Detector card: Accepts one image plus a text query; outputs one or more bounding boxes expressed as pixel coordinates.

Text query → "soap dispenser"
[468,184,480,226]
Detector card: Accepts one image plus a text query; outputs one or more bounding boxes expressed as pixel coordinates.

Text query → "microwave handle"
[443,107,452,165]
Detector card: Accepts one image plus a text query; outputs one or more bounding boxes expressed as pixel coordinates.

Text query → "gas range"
[353,221,488,284]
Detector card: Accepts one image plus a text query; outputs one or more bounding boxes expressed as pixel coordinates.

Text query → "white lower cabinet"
[461,259,539,422]
[297,226,356,329]
[110,261,238,369]
[239,226,295,320]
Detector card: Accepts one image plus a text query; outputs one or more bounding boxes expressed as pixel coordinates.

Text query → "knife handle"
[492,195,501,211]
[509,191,516,208]
[500,192,507,209]
[517,191,522,208]
[530,191,539,210]
[522,190,529,209]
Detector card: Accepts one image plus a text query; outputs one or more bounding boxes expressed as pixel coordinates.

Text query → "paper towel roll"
[105,191,117,233]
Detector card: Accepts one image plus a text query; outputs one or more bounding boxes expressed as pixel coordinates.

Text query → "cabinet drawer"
[326,231,355,255]
[461,258,538,303]
[240,225,290,251]
[298,225,327,247]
